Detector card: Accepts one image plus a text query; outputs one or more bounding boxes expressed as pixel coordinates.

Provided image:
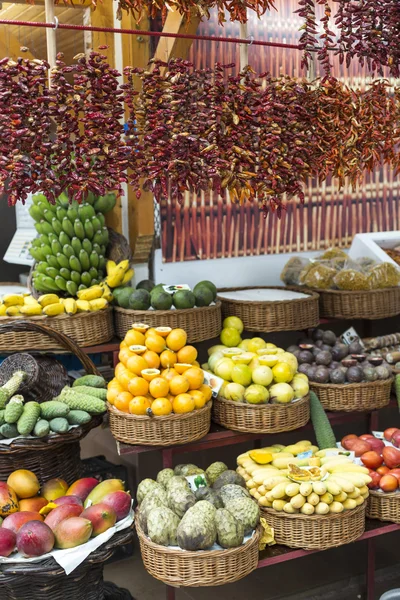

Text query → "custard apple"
[205,462,228,485]
[138,494,169,533]
[156,468,175,488]
[147,507,181,546]
[195,487,223,508]
[137,478,158,505]
[212,470,246,490]
[225,497,260,535]
[177,503,217,550]
[219,484,251,505]
[215,508,244,548]
[191,500,217,520]
[167,486,196,518]
[174,464,205,477]
[165,476,191,493]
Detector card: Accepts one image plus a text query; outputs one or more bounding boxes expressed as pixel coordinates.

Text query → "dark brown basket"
[136,517,260,587]
[0,321,103,482]
[367,490,400,523]
[212,394,310,434]
[309,378,392,412]
[261,502,366,550]
[317,287,400,320]
[217,286,319,332]
[0,527,133,600]
[114,302,222,344]
[108,402,211,447]
[106,228,133,264]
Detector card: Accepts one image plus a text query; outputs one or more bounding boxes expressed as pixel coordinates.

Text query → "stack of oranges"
[107,324,212,416]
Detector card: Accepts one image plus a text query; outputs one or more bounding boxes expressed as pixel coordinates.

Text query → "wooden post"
[239,22,249,71]
[44,0,57,77]
[152,9,201,71]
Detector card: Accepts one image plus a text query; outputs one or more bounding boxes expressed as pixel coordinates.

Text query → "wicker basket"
[136,517,260,587]
[0,527,133,600]
[261,503,366,550]
[108,402,211,447]
[217,286,319,333]
[317,287,400,320]
[212,394,310,434]
[114,302,221,344]
[367,490,400,523]
[310,378,392,412]
[0,308,113,351]
[0,321,103,482]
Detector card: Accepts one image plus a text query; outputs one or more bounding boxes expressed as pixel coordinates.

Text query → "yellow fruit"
[107,383,123,405]
[0,305,6,316]
[155,327,172,338]
[106,260,117,276]
[114,391,133,412]
[64,299,77,315]
[220,327,241,348]
[150,397,172,416]
[131,323,150,333]
[128,377,149,397]
[247,338,267,354]
[106,261,130,288]
[190,390,206,409]
[192,360,201,368]
[115,363,127,379]
[161,368,179,382]
[145,328,158,338]
[160,350,177,369]
[129,396,152,415]
[101,284,114,302]
[124,329,145,347]
[145,334,166,354]
[20,305,43,316]
[177,345,198,364]
[117,368,136,390]
[126,354,149,375]
[43,302,65,316]
[272,362,293,383]
[37,294,59,307]
[76,300,90,313]
[23,295,39,306]
[129,345,147,355]
[3,294,24,308]
[89,298,108,311]
[184,367,204,390]
[258,355,279,367]
[199,384,213,402]
[169,375,190,396]
[77,285,103,301]
[174,363,193,374]
[166,329,187,352]
[119,347,134,366]
[141,368,161,382]
[222,316,244,334]
[143,350,161,370]
[121,268,134,286]
[149,377,170,398]
[173,393,195,414]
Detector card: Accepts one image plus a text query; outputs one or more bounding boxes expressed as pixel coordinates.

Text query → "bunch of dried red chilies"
[1,56,400,211]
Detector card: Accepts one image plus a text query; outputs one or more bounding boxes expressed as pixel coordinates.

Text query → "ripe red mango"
[66,478,99,502]
[41,478,68,502]
[44,504,83,531]
[54,517,92,549]
[0,482,19,517]
[383,446,400,469]
[17,521,54,557]
[19,497,48,513]
[81,503,116,536]
[102,491,131,522]
[2,511,44,534]
[0,528,16,557]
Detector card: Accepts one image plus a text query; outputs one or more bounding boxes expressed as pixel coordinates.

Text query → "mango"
[66,477,99,502]
[19,497,48,513]
[17,521,55,557]
[39,495,83,516]
[7,470,40,499]
[2,511,44,533]
[81,503,116,536]
[83,479,124,508]
[0,528,16,556]
[54,517,92,549]
[41,478,69,502]
[0,482,19,517]
[102,491,131,522]
[44,504,83,531]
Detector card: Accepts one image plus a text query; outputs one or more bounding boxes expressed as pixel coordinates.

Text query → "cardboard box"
[349,231,400,267]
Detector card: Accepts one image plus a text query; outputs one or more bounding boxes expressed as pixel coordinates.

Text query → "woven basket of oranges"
[107,324,212,446]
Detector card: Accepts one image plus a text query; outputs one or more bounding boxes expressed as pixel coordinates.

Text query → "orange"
[150,397,172,416]
[115,391,133,413]
[141,368,161,382]
[129,396,151,415]
[124,329,145,346]
[119,347,134,367]
[160,350,177,369]
[161,368,179,382]
[145,327,158,338]
[117,369,136,391]
[107,384,123,405]
[128,377,149,397]
[143,350,161,369]
[166,328,187,352]
[155,327,172,338]
[145,334,166,354]
[177,345,198,364]
[184,367,204,390]
[131,322,150,333]
[173,393,195,414]
[126,354,149,376]
[169,375,190,396]
[190,390,207,409]
[129,345,147,354]
[149,377,169,399]
[114,363,126,379]
[174,363,192,374]
[193,360,201,368]
[120,340,128,349]
[199,384,213,402]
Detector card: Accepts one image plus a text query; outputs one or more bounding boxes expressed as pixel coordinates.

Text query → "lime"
[194,280,217,300]
[220,327,242,348]
[231,364,252,386]
[223,316,244,334]
[272,362,293,383]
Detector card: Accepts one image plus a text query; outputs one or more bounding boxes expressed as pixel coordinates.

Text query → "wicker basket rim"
[113,302,221,318]
[107,402,211,421]
[135,516,261,557]
[315,287,400,297]
[368,489,400,499]
[215,394,309,411]
[262,502,365,521]
[0,306,112,323]
[310,377,393,390]
[217,286,319,306]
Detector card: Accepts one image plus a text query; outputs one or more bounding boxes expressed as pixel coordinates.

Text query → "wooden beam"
[0,31,36,60]
[152,9,200,69]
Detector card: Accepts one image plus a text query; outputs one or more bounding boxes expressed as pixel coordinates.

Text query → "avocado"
[113,286,133,305]
[137,279,155,293]
[128,289,151,310]
[194,286,214,307]
[151,291,173,310]
[117,287,135,309]
[173,290,196,309]
[194,280,217,300]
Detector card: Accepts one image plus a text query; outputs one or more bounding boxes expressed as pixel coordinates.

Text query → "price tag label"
[162,284,191,295]
[203,371,224,398]
[341,327,364,348]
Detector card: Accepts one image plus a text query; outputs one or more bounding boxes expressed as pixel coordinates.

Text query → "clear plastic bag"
[318,248,348,261]
[302,262,337,290]
[334,269,370,291]
[280,257,310,286]
[368,262,400,289]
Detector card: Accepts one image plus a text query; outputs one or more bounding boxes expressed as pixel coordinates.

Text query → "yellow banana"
[106,264,126,288]
[101,284,113,302]
[76,300,90,312]
[38,294,60,307]
[23,295,40,306]
[121,269,134,286]
[118,259,130,272]
[64,299,77,315]
[77,285,103,301]
[43,302,65,316]
[3,294,24,307]
[106,260,117,276]
[20,305,43,316]
[0,305,6,316]
[6,306,20,316]
[89,298,108,311]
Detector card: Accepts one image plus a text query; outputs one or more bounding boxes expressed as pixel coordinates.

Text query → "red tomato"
[361,451,384,470]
